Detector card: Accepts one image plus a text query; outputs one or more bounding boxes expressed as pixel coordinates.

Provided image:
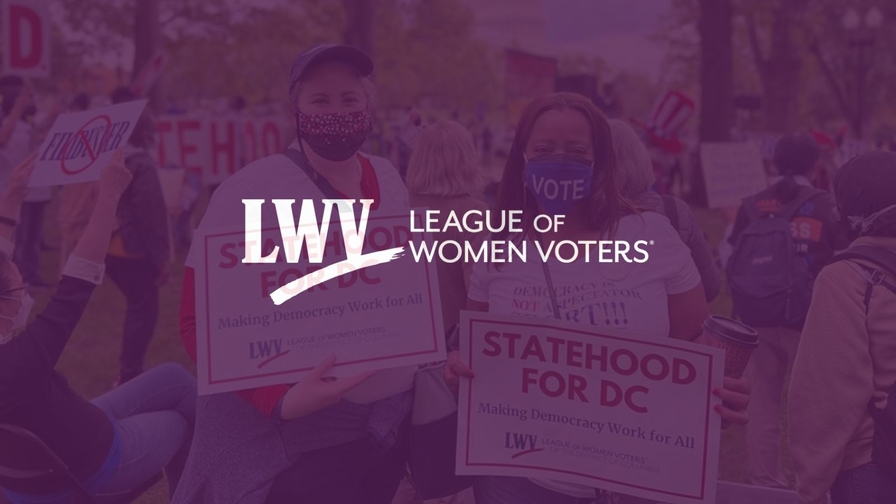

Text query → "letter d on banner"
[2,0,51,78]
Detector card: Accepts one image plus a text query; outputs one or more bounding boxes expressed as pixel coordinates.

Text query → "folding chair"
[0,423,161,504]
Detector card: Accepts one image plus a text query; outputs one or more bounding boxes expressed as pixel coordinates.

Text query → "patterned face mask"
[297,109,372,162]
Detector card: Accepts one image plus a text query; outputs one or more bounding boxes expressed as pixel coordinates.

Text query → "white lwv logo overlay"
[242,198,405,305]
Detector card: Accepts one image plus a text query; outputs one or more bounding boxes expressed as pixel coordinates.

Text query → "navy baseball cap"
[289,44,374,93]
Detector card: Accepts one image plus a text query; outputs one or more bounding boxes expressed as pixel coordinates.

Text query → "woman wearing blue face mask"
[0,151,197,504]
[443,93,751,504]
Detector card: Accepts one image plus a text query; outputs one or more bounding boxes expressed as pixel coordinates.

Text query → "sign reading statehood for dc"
[456,312,724,504]
[193,212,445,395]
[30,99,149,187]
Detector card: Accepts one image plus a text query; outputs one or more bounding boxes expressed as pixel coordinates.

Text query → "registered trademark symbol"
[649,240,655,245]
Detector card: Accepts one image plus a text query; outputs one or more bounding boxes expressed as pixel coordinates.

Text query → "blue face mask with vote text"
[524,154,594,216]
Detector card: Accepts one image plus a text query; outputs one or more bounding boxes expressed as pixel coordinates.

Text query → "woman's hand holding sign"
[97,150,133,199]
[444,350,474,396]
[279,354,376,421]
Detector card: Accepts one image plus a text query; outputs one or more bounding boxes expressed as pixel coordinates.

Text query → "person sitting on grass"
[0,151,197,504]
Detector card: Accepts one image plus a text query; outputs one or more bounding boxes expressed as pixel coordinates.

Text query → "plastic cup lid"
[703,315,759,346]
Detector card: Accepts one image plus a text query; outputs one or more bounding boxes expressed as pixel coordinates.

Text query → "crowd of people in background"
[0,41,894,504]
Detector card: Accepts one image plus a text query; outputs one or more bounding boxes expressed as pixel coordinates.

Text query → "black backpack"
[727,189,824,328]
[830,245,896,473]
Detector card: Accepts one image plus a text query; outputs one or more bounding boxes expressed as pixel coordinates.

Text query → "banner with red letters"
[130,50,168,97]
[2,0,51,77]
[155,115,291,185]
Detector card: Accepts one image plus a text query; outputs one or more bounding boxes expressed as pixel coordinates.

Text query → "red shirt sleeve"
[180,267,288,417]
[356,154,381,208]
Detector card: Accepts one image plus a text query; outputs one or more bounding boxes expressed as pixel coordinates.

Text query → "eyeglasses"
[0,285,26,298]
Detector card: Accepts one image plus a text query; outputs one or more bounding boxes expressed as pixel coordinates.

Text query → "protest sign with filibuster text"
[30,100,149,187]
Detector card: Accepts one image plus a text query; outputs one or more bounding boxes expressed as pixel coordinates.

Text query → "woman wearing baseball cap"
[175,44,413,504]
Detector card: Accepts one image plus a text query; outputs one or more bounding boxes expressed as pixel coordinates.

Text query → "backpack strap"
[283,148,343,199]
[835,246,896,276]
[661,195,679,231]
[830,246,896,314]
[781,187,826,221]
[831,246,896,423]
[742,195,762,221]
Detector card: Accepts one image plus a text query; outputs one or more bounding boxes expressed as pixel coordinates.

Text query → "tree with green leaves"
[659,0,896,138]
[51,0,498,117]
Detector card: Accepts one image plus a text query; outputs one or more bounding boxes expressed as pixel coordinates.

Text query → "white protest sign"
[29,99,148,187]
[700,142,768,209]
[130,49,168,97]
[456,312,724,504]
[2,0,51,77]
[193,212,445,395]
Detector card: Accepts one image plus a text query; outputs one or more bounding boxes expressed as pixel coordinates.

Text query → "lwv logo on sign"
[242,199,404,305]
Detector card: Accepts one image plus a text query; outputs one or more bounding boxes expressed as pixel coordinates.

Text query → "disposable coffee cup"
[699,315,758,378]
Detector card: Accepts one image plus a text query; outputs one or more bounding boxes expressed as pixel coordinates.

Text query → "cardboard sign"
[130,50,168,97]
[155,115,289,184]
[456,312,724,504]
[700,142,768,209]
[2,0,51,77]
[193,213,445,395]
[29,100,148,187]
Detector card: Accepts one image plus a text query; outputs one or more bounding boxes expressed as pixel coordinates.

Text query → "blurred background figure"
[480,123,493,168]
[0,76,50,289]
[229,95,247,168]
[610,119,720,302]
[106,86,171,386]
[407,120,487,336]
[396,107,423,180]
[396,119,484,504]
[727,134,848,490]
[0,77,36,172]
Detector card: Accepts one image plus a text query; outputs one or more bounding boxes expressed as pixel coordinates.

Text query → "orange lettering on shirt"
[790,217,823,242]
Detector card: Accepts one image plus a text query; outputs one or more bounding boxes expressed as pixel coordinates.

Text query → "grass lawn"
[20,203,748,504]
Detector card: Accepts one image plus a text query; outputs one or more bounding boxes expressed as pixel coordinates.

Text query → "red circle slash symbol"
[61,115,113,175]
